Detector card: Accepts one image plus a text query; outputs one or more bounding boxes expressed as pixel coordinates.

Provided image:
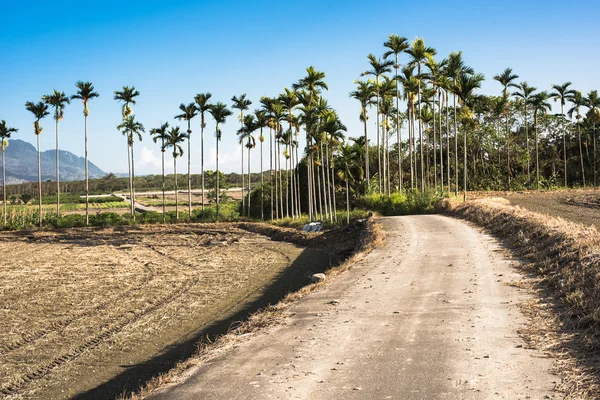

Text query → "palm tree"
[550,82,576,187]
[493,68,519,189]
[586,90,600,186]
[446,51,474,194]
[384,34,409,192]
[349,80,374,187]
[25,101,50,226]
[0,121,17,224]
[260,96,276,220]
[398,66,419,189]
[237,114,258,217]
[362,54,393,192]
[512,82,537,185]
[530,91,551,189]
[254,109,267,219]
[165,126,187,220]
[407,38,437,191]
[425,55,448,193]
[194,92,213,214]
[175,102,198,218]
[338,143,361,224]
[208,102,233,219]
[117,115,145,218]
[455,72,485,200]
[42,90,70,223]
[232,94,252,215]
[71,81,99,226]
[568,90,587,186]
[150,122,170,221]
[114,86,140,217]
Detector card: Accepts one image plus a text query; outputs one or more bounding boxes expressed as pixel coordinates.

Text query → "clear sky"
[1,0,599,176]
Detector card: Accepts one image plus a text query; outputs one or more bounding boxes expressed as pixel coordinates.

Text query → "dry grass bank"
[123,218,383,400]
[443,197,600,399]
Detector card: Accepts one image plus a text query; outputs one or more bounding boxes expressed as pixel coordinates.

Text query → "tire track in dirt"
[0,276,199,397]
[0,252,156,356]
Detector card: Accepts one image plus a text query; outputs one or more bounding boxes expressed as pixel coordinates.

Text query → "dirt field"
[0,223,357,399]
[471,188,600,231]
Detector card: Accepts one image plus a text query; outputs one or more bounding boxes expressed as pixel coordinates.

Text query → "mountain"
[1,139,106,183]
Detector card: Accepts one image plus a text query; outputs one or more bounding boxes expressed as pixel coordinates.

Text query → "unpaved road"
[151,215,558,399]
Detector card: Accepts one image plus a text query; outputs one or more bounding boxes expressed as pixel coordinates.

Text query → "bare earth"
[0,224,337,399]
[151,215,558,399]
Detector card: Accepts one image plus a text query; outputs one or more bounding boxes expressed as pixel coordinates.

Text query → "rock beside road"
[311,273,326,283]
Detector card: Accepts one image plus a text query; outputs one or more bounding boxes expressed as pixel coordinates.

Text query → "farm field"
[0,223,357,399]
[475,188,600,230]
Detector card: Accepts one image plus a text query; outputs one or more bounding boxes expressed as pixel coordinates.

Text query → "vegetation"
[3,33,599,231]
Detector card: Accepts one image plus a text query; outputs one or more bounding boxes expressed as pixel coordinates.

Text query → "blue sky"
[1,0,599,176]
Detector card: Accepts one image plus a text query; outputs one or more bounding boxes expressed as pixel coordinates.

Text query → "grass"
[359,189,445,216]
[443,197,600,399]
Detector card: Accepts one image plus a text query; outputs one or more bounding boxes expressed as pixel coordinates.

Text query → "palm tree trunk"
[55,119,60,224]
[216,127,220,219]
[433,95,437,192]
[578,122,585,186]
[409,106,414,189]
[241,140,245,215]
[324,143,332,222]
[331,151,337,221]
[506,113,511,190]
[525,106,530,185]
[260,129,264,220]
[463,122,467,201]
[187,121,192,218]
[446,91,450,191]
[162,145,166,222]
[382,117,386,195]
[535,114,540,190]
[127,140,133,218]
[395,58,402,192]
[594,123,597,187]
[174,157,178,220]
[84,115,89,226]
[37,134,42,227]
[201,116,205,214]
[2,148,6,225]
[317,160,323,221]
[270,127,273,221]
[376,77,381,193]
[285,152,289,219]
[279,141,284,219]
[562,105,567,187]
[131,143,136,221]
[346,178,350,224]
[418,63,424,192]
[439,90,444,192]
[248,144,252,217]
[295,141,301,216]
[364,117,370,189]
[453,94,458,196]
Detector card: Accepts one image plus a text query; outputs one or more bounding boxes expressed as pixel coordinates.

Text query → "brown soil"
[0,223,361,399]
[470,188,600,231]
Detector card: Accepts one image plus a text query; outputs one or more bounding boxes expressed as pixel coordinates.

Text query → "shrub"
[90,212,127,227]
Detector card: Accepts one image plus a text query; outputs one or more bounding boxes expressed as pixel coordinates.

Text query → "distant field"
[0,223,348,399]
[472,188,600,231]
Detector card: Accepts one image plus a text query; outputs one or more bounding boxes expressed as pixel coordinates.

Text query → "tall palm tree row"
[164,126,188,220]
[150,122,170,221]
[24,101,50,226]
[175,103,198,217]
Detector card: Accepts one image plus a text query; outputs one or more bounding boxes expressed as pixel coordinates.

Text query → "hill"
[2,139,105,183]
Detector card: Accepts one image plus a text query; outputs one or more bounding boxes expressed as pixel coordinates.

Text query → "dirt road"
[150,215,558,399]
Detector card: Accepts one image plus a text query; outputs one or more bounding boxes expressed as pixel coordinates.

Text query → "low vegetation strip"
[444,197,600,398]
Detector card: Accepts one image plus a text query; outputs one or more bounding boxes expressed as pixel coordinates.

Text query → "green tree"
[231,94,252,214]
[194,92,213,213]
[586,90,600,186]
[254,109,268,219]
[117,115,145,218]
[25,101,50,226]
[165,126,187,220]
[150,122,170,221]
[567,90,587,186]
[493,68,519,189]
[43,90,71,223]
[208,102,233,219]
[0,121,18,224]
[530,91,552,189]
[512,82,537,184]
[175,102,198,217]
[349,80,375,187]
[71,81,99,225]
[550,82,576,187]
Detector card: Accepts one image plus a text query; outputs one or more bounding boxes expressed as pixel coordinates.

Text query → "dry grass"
[0,223,341,399]
[443,197,600,399]
[121,218,383,400]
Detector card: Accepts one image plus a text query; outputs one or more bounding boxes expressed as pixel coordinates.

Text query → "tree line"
[1,34,598,227]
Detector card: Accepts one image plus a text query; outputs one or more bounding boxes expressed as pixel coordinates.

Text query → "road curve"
[150,215,557,399]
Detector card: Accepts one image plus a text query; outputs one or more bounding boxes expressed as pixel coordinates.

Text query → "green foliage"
[192,203,240,222]
[360,189,443,216]
[20,193,33,204]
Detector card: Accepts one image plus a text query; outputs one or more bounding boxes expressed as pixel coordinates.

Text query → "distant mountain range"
[1,139,106,184]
